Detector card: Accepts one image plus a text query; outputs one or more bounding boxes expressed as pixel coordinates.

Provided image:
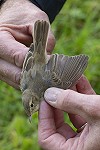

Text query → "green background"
[0,0,100,149]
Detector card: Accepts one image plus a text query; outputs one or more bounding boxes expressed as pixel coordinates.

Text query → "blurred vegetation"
[0,0,100,149]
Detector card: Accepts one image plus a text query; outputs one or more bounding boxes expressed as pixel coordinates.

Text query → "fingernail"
[44,87,62,102]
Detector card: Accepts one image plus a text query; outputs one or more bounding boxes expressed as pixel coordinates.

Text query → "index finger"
[0,30,28,67]
[76,75,96,95]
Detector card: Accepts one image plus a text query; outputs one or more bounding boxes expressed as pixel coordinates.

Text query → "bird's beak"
[29,116,32,123]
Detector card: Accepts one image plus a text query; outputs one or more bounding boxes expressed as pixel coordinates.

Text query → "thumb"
[44,87,99,122]
[44,87,82,114]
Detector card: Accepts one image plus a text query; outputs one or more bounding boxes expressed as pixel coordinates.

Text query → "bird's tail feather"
[33,20,49,57]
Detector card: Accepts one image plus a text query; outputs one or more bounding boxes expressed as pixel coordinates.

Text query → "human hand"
[0,0,55,89]
[38,76,100,150]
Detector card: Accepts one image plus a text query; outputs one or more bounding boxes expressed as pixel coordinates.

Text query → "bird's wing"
[20,20,49,91]
[20,43,34,92]
[43,54,89,89]
[22,43,34,73]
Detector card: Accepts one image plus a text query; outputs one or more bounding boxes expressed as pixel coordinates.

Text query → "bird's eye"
[31,103,34,108]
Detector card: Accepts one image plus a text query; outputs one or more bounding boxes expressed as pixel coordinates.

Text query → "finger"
[0,31,28,67]
[44,87,100,123]
[76,75,96,94]
[0,24,33,46]
[54,109,76,138]
[1,24,55,52]
[53,108,64,127]
[0,76,19,89]
[38,101,75,149]
[0,59,21,84]
[69,76,95,128]
[46,30,55,54]
[38,101,62,139]
[68,114,86,129]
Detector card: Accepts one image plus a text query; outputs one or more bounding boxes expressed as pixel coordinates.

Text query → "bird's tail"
[33,20,49,63]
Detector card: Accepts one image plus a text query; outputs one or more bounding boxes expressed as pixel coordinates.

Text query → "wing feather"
[43,54,89,89]
[22,43,34,72]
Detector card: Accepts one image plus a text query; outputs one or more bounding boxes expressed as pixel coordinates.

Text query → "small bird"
[20,20,89,120]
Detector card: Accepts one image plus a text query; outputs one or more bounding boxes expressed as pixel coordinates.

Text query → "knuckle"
[14,71,21,84]
[84,97,100,118]
[13,50,25,67]
[59,90,72,109]
[38,138,47,149]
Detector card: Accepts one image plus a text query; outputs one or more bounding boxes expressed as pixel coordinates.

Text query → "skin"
[38,76,100,150]
[1,1,100,150]
[0,0,55,89]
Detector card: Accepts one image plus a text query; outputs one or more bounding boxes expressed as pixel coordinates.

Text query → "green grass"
[0,0,100,149]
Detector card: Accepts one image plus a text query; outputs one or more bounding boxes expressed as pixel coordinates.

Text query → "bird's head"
[22,89,39,121]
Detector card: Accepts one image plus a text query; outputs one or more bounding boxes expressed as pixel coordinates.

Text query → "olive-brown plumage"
[20,20,89,118]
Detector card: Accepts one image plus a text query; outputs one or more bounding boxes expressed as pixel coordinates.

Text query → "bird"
[20,20,89,121]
